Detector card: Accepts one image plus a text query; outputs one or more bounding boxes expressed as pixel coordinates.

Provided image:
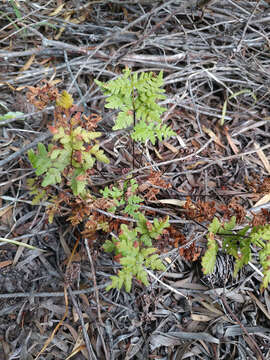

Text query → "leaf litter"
[0,0,270,359]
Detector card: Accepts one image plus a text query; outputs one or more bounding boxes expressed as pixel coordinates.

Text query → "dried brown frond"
[258,177,270,194]
[184,197,216,222]
[168,226,201,262]
[139,171,171,201]
[227,198,246,224]
[252,209,270,227]
[26,80,59,110]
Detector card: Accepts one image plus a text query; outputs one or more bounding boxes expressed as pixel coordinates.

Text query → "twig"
[0,132,51,167]
[146,269,188,299]
[236,0,261,52]
[0,285,108,299]
[68,286,98,360]
[84,238,104,326]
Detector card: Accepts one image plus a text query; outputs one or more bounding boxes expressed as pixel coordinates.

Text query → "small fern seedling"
[95,68,176,145]
[103,213,170,292]
[28,90,109,198]
[202,216,270,291]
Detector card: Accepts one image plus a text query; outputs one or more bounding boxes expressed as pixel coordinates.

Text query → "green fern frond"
[202,232,218,274]
[202,216,270,291]
[100,178,143,216]
[96,68,175,145]
[28,121,108,198]
[104,213,168,292]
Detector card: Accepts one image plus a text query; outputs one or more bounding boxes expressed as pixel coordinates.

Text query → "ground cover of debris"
[0,1,270,359]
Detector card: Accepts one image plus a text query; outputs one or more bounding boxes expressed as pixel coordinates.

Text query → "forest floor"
[0,1,270,359]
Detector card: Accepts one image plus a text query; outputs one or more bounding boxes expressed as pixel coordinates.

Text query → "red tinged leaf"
[73,150,83,163]
[114,254,122,262]
[146,221,152,231]
[48,125,59,135]
[76,134,83,141]
[76,174,86,181]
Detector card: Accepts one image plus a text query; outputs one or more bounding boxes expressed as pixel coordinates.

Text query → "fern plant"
[28,91,109,198]
[104,213,169,292]
[95,68,175,144]
[100,177,143,216]
[202,216,270,290]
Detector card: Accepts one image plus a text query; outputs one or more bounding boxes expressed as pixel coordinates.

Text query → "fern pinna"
[202,216,270,291]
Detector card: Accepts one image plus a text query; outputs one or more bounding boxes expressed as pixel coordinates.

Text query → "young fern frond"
[100,178,143,216]
[104,214,169,292]
[95,68,175,144]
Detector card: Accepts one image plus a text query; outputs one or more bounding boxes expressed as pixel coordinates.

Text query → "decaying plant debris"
[0,1,270,359]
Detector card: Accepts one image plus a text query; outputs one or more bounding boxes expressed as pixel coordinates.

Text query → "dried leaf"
[0,260,13,269]
[202,125,225,148]
[163,141,179,153]
[158,199,186,207]
[254,193,270,208]
[254,142,270,175]
[224,125,239,154]
[19,54,35,72]
[49,3,65,16]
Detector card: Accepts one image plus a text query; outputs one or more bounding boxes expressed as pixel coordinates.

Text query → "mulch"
[0,1,270,359]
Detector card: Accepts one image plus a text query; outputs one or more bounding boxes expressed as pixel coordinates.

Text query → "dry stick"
[145,269,188,299]
[236,0,261,52]
[84,239,110,360]
[34,288,69,360]
[112,3,188,66]
[95,325,110,360]
[0,0,55,43]
[96,139,213,186]
[67,286,98,360]
[0,285,109,300]
[0,172,35,187]
[0,131,51,168]
[64,50,85,104]
[95,207,194,225]
[130,142,270,176]
[0,47,185,64]
[221,295,265,360]
[84,238,104,327]
[0,47,75,58]
[97,140,270,187]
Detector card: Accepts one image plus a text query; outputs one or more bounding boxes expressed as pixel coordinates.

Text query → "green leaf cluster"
[103,213,169,292]
[28,126,109,196]
[100,178,143,216]
[28,91,109,198]
[28,142,66,188]
[95,68,176,144]
[202,217,270,290]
